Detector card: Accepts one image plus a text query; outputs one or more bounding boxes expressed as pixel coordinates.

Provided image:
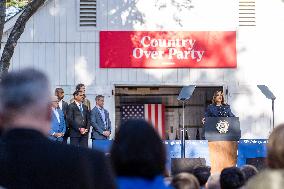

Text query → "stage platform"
[93,139,268,171]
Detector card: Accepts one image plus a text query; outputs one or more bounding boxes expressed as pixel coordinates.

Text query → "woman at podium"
[204,90,235,118]
[202,90,238,173]
[201,90,235,137]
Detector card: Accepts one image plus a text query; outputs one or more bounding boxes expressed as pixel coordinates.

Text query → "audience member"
[163,169,173,187]
[171,162,194,176]
[0,69,115,189]
[206,174,220,189]
[245,169,284,189]
[240,164,258,182]
[220,167,245,189]
[267,123,284,169]
[193,165,211,188]
[110,119,172,189]
[172,173,200,189]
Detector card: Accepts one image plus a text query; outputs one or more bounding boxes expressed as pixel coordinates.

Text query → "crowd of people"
[0,69,284,189]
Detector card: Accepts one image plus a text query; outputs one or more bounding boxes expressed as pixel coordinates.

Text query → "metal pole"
[272,99,275,129]
[181,101,185,158]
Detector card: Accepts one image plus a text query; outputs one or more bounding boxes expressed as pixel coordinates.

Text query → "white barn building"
[2,0,284,139]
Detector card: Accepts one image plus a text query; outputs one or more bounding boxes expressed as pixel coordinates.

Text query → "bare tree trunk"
[0,0,5,50]
[0,0,46,79]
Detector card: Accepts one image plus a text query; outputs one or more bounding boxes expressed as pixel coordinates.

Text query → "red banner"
[100,31,237,68]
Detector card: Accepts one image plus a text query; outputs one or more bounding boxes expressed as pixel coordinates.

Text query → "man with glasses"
[49,96,66,142]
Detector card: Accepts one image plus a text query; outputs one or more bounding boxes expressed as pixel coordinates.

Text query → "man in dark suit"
[90,95,111,149]
[67,90,90,148]
[70,84,91,111]
[0,69,116,189]
[55,88,69,144]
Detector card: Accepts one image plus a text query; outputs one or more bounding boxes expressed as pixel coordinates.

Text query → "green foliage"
[6,0,29,8]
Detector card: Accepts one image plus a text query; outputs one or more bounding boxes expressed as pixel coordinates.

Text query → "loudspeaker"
[246,157,266,170]
[171,158,206,175]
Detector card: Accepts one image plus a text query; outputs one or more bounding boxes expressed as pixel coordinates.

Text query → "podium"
[205,117,241,173]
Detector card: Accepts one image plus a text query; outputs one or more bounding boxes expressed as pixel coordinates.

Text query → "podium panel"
[205,117,241,141]
[208,141,238,173]
[205,117,240,173]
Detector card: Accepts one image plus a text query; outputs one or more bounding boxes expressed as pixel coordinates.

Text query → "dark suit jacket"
[61,100,69,118]
[67,102,90,138]
[204,104,235,117]
[60,100,69,136]
[0,128,116,189]
[90,106,111,140]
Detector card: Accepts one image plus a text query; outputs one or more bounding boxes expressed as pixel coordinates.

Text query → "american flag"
[121,104,166,139]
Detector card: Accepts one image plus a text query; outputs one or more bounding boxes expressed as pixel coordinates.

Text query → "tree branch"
[0,0,46,79]
[0,0,6,50]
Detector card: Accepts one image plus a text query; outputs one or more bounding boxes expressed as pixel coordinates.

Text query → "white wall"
[2,0,284,139]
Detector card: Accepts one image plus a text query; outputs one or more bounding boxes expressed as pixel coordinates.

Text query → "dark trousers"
[70,137,88,148]
[62,136,68,144]
[62,129,70,144]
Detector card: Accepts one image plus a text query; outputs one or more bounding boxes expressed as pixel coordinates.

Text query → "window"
[239,0,256,27]
[78,0,97,29]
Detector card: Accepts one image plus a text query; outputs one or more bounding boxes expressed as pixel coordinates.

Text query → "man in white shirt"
[49,96,66,142]
[55,88,69,143]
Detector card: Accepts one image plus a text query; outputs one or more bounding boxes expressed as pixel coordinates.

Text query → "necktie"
[79,104,83,116]
[100,108,107,129]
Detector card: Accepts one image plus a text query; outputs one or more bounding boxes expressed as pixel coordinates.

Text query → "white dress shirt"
[52,107,60,123]
[96,105,107,128]
[58,99,63,110]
